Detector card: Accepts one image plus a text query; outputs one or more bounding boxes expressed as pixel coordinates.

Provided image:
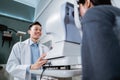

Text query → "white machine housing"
[40,2,81,66]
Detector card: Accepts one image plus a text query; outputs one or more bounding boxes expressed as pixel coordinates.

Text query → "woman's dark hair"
[78,0,111,5]
[28,21,42,30]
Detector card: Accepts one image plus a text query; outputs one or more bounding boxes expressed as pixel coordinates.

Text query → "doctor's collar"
[29,38,40,45]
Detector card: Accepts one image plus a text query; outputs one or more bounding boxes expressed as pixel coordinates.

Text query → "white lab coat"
[6,39,49,80]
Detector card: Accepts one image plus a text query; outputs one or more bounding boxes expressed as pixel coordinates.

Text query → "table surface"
[30,69,82,78]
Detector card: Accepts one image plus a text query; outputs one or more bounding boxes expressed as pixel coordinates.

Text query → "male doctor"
[6,21,49,80]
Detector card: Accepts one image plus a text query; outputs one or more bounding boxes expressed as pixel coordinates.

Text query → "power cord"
[40,62,51,80]
[40,67,46,80]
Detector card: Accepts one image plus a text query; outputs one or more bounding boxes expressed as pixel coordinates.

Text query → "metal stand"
[16,31,26,42]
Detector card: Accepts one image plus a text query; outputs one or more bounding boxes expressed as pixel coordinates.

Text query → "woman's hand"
[30,53,47,70]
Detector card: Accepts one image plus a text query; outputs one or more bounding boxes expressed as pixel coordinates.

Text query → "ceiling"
[0,0,40,22]
[14,0,41,8]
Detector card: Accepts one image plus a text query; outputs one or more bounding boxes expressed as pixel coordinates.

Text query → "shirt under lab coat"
[6,38,49,80]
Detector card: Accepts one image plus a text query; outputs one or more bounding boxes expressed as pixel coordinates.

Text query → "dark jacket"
[81,5,120,80]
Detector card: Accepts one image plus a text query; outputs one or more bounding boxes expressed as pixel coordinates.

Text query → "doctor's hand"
[30,53,48,70]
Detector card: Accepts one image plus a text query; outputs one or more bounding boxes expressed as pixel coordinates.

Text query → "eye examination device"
[41,1,82,69]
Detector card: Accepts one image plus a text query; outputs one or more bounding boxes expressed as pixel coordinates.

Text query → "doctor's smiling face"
[28,22,42,42]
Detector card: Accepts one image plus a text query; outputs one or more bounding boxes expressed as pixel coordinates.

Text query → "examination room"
[0,0,120,80]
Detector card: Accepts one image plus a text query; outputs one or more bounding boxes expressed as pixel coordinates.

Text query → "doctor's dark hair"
[78,0,111,6]
[28,21,42,30]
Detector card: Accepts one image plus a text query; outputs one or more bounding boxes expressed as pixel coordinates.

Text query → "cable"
[40,62,51,80]
[40,67,46,80]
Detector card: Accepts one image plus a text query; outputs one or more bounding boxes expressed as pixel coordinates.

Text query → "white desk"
[30,69,81,78]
